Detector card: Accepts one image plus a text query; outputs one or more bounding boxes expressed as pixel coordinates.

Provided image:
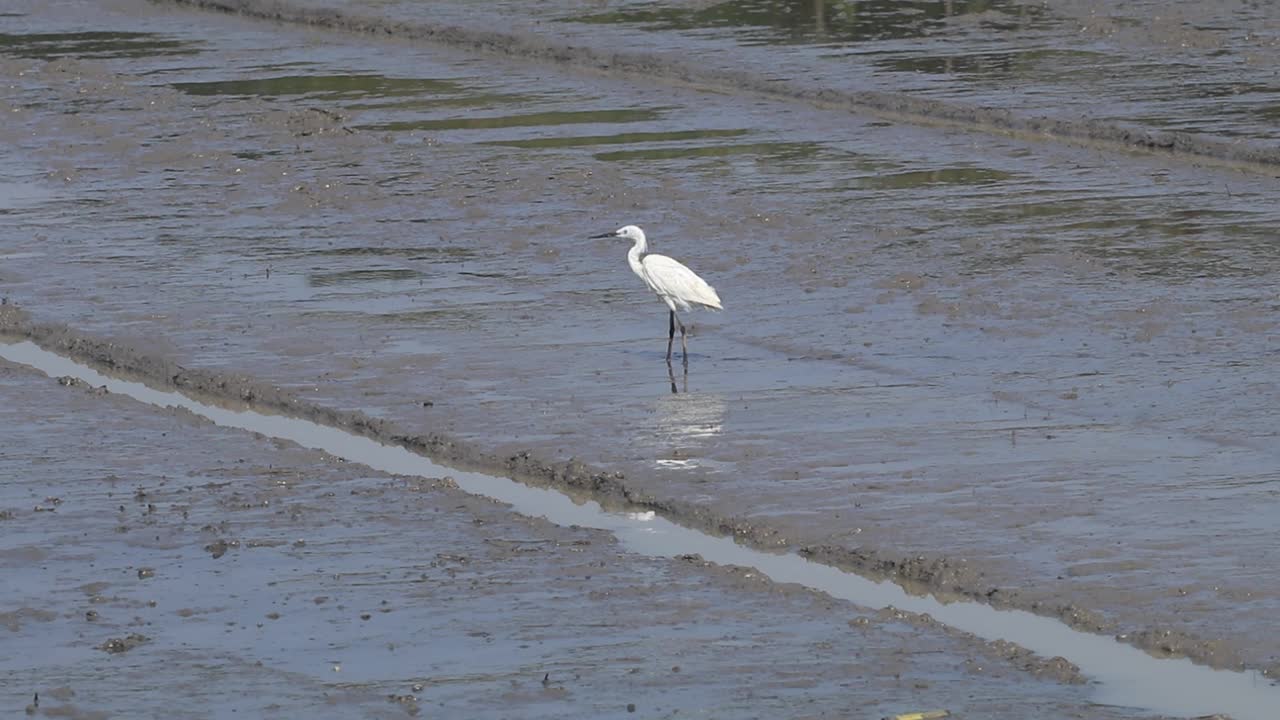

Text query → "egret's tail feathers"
[680,279,721,310]
[701,286,723,311]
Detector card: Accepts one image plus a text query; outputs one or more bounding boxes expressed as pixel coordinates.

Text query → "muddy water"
[2,0,1279,707]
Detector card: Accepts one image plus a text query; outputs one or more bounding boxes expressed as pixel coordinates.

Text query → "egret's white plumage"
[591,224,721,365]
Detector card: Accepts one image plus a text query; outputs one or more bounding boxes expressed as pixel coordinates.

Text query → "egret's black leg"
[667,310,676,364]
[679,320,688,367]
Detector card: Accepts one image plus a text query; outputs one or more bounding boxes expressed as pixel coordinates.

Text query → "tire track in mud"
[3,302,1275,682]
[157,0,1280,173]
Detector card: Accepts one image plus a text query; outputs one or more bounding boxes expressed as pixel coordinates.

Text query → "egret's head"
[590,225,645,242]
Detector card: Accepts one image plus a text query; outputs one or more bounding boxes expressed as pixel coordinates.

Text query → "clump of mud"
[99,633,150,653]
[1121,628,1246,669]
[203,538,237,559]
[258,107,354,137]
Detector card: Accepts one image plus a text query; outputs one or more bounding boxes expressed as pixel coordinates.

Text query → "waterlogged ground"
[7,356,1162,719]
[2,0,1280,712]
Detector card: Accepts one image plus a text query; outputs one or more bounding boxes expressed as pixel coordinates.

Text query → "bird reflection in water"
[653,377,728,466]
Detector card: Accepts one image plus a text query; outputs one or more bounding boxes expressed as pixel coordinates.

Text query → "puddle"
[300,307,487,328]
[342,90,534,111]
[362,107,666,132]
[0,30,196,59]
[307,268,425,288]
[1,339,1276,720]
[592,140,821,163]
[484,128,751,150]
[301,245,480,261]
[874,48,1115,77]
[855,166,1015,189]
[170,73,462,99]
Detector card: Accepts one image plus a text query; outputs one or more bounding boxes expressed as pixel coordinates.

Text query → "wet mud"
[0,356,1156,719]
[3,0,1280,712]
[10,338,1280,720]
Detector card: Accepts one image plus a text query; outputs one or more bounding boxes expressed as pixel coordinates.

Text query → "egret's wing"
[641,254,722,311]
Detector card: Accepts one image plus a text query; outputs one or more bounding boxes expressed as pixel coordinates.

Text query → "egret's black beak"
[589,231,616,239]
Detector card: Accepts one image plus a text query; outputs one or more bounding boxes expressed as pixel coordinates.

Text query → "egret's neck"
[626,235,647,277]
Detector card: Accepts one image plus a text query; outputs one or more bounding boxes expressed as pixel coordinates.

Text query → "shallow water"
[2,0,1279,693]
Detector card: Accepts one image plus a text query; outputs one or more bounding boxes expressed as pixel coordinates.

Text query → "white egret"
[591,224,722,365]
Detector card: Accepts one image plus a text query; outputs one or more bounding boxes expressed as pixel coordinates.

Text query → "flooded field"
[2,0,1279,717]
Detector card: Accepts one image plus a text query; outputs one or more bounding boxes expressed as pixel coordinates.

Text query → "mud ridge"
[0,302,1267,678]
[155,0,1280,173]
